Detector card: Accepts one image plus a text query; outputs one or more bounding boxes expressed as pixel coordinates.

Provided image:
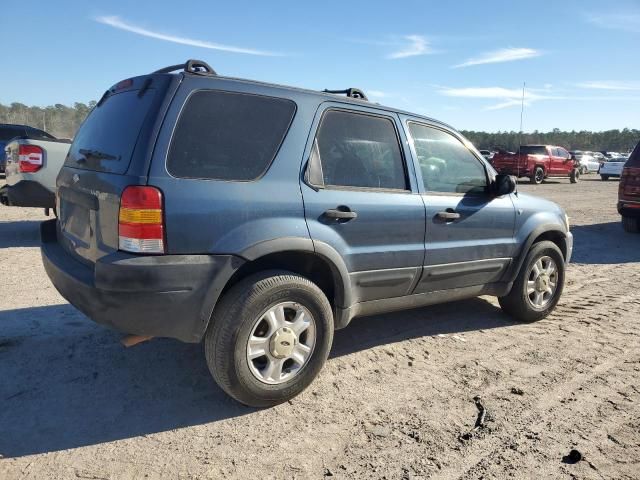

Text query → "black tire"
[530,167,544,184]
[569,168,580,183]
[204,270,334,407]
[499,241,565,322]
[600,175,609,181]
[622,216,640,233]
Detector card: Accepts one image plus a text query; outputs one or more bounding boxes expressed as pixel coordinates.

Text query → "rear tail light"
[118,186,165,254]
[620,167,640,199]
[18,145,44,173]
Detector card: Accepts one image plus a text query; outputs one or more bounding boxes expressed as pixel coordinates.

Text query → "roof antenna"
[517,81,526,181]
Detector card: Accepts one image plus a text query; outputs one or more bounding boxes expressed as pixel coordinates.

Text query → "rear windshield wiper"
[78,148,119,161]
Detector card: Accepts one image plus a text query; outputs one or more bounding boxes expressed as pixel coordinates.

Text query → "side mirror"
[494,174,517,196]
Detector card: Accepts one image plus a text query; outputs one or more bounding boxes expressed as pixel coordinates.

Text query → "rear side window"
[518,146,547,156]
[313,110,407,190]
[167,91,296,181]
[627,141,640,167]
[0,126,26,141]
[66,89,158,174]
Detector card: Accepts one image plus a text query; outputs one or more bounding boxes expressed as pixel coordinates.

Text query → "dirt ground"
[0,175,638,480]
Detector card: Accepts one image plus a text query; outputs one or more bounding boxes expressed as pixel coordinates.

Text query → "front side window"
[168,91,296,181]
[314,110,407,190]
[408,123,488,194]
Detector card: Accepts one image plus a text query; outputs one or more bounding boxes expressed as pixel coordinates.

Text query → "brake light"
[18,145,44,173]
[620,167,640,199]
[118,186,165,253]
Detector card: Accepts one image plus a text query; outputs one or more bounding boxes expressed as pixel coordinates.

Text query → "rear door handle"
[324,207,358,220]
[436,211,460,221]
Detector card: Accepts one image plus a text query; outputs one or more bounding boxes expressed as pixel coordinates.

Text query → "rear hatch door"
[57,74,178,265]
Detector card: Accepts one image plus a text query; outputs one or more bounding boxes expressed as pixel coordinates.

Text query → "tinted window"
[167,91,296,181]
[314,110,407,190]
[0,126,26,141]
[409,123,487,194]
[66,89,157,174]
[517,146,547,156]
[627,141,640,167]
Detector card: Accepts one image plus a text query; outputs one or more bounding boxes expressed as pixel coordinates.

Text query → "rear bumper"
[494,166,530,177]
[40,219,244,342]
[618,200,640,218]
[4,180,55,208]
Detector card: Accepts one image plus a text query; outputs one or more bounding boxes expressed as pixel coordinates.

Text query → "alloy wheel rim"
[526,255,559,309]
[535,170,544,183]
[246,302,316,385]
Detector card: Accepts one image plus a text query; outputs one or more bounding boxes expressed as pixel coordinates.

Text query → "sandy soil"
[0,175,638,479]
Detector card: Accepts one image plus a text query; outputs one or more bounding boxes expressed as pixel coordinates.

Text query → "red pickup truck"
[490,145,580,184]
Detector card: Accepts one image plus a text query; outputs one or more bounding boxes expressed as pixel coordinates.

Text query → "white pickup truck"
[1,133,71,210]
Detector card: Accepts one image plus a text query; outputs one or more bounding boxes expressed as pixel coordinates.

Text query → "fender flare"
[504,224,567,283]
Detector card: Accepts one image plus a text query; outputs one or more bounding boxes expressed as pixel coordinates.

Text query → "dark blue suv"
[41,60,573,406]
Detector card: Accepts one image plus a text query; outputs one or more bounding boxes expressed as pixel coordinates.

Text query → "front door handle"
[436,211,460,221]
[324,207,358,220]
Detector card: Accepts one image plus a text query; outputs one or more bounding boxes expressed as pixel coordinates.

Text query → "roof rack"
[322,88,368,101]
[153,59,217,76]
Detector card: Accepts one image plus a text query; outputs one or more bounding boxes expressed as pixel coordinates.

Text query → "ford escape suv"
[41,60,573,407]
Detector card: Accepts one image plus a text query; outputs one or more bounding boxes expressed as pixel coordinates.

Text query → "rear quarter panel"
[147,78,318,256]
[5,138,70,191]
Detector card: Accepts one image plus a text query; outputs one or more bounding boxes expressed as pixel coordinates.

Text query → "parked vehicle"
[41,60,573,407]
[0,124,55,174]
[600,156,628,180]
[576,153,600,174]
[0,133,71,209]
[491,145,580,184]
[478,149,493,161]
[618,143,640,233]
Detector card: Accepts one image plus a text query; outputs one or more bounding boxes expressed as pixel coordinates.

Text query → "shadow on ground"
[570,221,640,264]
[0,220,42,248]
[0,297,511,457]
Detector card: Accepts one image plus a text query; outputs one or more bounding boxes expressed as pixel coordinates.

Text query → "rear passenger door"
[301,104,426,304]
[403,119,517,293]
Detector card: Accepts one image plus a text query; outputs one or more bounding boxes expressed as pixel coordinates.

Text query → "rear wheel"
[570,168,580,183]
[622,216,640,233]
[499,241,565,322]
[530,167,544,184]
[600,175,609,181]
[204,270,334,407]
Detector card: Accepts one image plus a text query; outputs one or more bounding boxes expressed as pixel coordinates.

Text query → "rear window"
[65,89,157,174]
[0,126,26,141]
[167,90,296,181]
[626,142,640,167]
[517,146,547,155]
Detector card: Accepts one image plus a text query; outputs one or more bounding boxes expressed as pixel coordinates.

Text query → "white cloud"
[438,86,548,110]
[453,47,542,68]
[387,35,433,59]
[94,15,282,56]
[576,81,640,91]
[585,12,640,33]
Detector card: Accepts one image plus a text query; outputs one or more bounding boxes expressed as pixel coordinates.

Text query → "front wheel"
[204,271,334,407]
[570,168,580,183]
[499,241,565,322]
[600,175,609,181]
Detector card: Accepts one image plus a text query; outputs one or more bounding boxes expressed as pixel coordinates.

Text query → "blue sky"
[1,0,639,132]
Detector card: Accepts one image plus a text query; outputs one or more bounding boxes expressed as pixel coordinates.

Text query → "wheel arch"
[505,225,568,283]
[198,240,352,339]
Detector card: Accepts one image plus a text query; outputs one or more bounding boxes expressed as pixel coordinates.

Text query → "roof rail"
[322,88,368,101]
[153,59,217,76]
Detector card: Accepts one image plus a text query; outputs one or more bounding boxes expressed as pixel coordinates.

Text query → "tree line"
[461,128,639,153]
[1,101,638,152]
